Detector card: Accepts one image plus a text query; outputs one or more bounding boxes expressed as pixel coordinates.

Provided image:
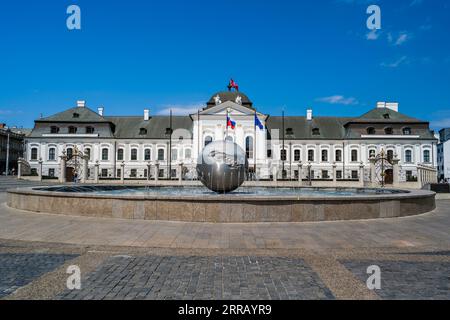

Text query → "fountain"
[6,143,436,223]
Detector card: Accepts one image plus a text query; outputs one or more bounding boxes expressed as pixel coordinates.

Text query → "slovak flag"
[227,113,236,129]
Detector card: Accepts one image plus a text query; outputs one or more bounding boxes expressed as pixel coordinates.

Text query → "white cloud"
[316,95,359,105]
[380,56,409,68]
[366,29,380,40]
[0,109,23,116]
[431,118,450,129]
[156,103,203,115]
[387,31,412,46]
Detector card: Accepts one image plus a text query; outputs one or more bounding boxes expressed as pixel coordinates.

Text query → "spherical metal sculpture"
[197,140,248,193]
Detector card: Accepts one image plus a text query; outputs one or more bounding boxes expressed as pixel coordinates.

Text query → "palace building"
[24,90,437,185]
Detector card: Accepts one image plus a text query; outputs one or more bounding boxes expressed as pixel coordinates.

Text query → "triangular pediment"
[198,101,259,116]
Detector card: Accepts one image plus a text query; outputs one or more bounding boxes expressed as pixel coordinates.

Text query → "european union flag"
[255,114,264,130]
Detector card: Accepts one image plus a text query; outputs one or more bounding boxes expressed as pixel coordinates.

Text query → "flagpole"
[254,111,257,177]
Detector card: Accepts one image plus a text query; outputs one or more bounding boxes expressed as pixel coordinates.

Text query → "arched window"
[335,150,342,162]
[117,149,124,161]
[101,148,109,161]
[171,149,178,161]
[294,149,301,162]
[385,127,394,135]
[308,150,315,162]
[130,148,138,161]
[31,148,38,160]
[387,150,394,161]
[367,127,376,135]
[86,127,95,134]
[245,136,254,159]
[85,148,91,161]
[139,128,147,135]
[48,148,56,161]
[204,136,213,147]
[405,150,412,163]
[321,150,328,162]
[50,126,59,134]
[402,127,412,135]
[351,149,358,162]
[185,149,192,159]
[144,149,151,161]
[280,149,287,161]
[158,148,165,161]
[369,149,376,159]
[66,148,73,159]
[423,150,431,163]
[312,128,320,136]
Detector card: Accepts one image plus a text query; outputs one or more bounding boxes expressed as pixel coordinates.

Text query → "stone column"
[392,157,400,187]
[369,157,376,187]
[272,165,277,182]
[154,162,159,182]
[94,161,99,184]
[59,156,67,183]
[38,159,43,182]
[17,158,23,179]
[120,161,125,183]
[178,163,183,184]
[359,162,365,187]
[332,162,337,186]
[297,162,303,186]
[82,156,89,183]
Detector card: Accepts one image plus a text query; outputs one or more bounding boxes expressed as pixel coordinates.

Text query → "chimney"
[98,107,104,116]
[306,108,313,121]
[385,102,399,112]
[377,102,386,109]
[77,100,86,108]
[144,109,150,121]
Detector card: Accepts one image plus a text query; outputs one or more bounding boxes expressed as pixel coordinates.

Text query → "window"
[336,170,342,180]
[312,128,320,136]
[185,149,192,159]
[101,169,108,177]
[101,148,109,161]
[158,148,165,161]
[204,136,213,147]
[48,169,55,177]
[335,150,342,162]
[406,170,414,182]
[144,169,148,178]
[117,149,124,161]
[280,149,287,161]
[66,148,73,159]
[267,149,272,158]
[322,170,329,179]
[131,148,138,161]
[286,128,294,137]
[31,148,37,160]
[387,150,394,161]
[68,126,77,134]
[139,128,147,135]
[321,150,328,162]
[86,127,95,134]
[85,148,91,161]
[351,171,358,179]
[423,150,431,163]
[48,148,56,161]
[130,169,137,178]
[405,150,412,163]
[158,169,165,178]
[351,149,358,162]
[385,127,394,135]
[367,127,376,135]
[383,113,390,119]
[246,136,254,159]
[117,169,121,177]
[171,149,178,161]
[73,113,80,118]
[144,149,151,161]
[171,169,177,178]
[308,150,314,162]
[403,127,412,135]
[294,149,301,162]
[50,126,59,134]
[369,149,376,159]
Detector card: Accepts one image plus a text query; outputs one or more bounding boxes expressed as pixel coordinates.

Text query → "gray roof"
[38,107,109,123]
[206,91,254,109]
[347,108,425,124]
[266,117,352,140]
[106,116,192,139]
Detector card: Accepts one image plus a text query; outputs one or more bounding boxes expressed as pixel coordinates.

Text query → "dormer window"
[73,113,80,118]
[383,113,390,119]
[50,126,59,134]
[286,128,294,136]
[403,127,412,135]
[68,126,77,134]
[367,127,376,135]
[312,128,320,136]
[139,128,147,135]
[86,126,95,134]
[384,127,393,135]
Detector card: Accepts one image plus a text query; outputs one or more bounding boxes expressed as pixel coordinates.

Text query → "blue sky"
[0,0,449,129]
